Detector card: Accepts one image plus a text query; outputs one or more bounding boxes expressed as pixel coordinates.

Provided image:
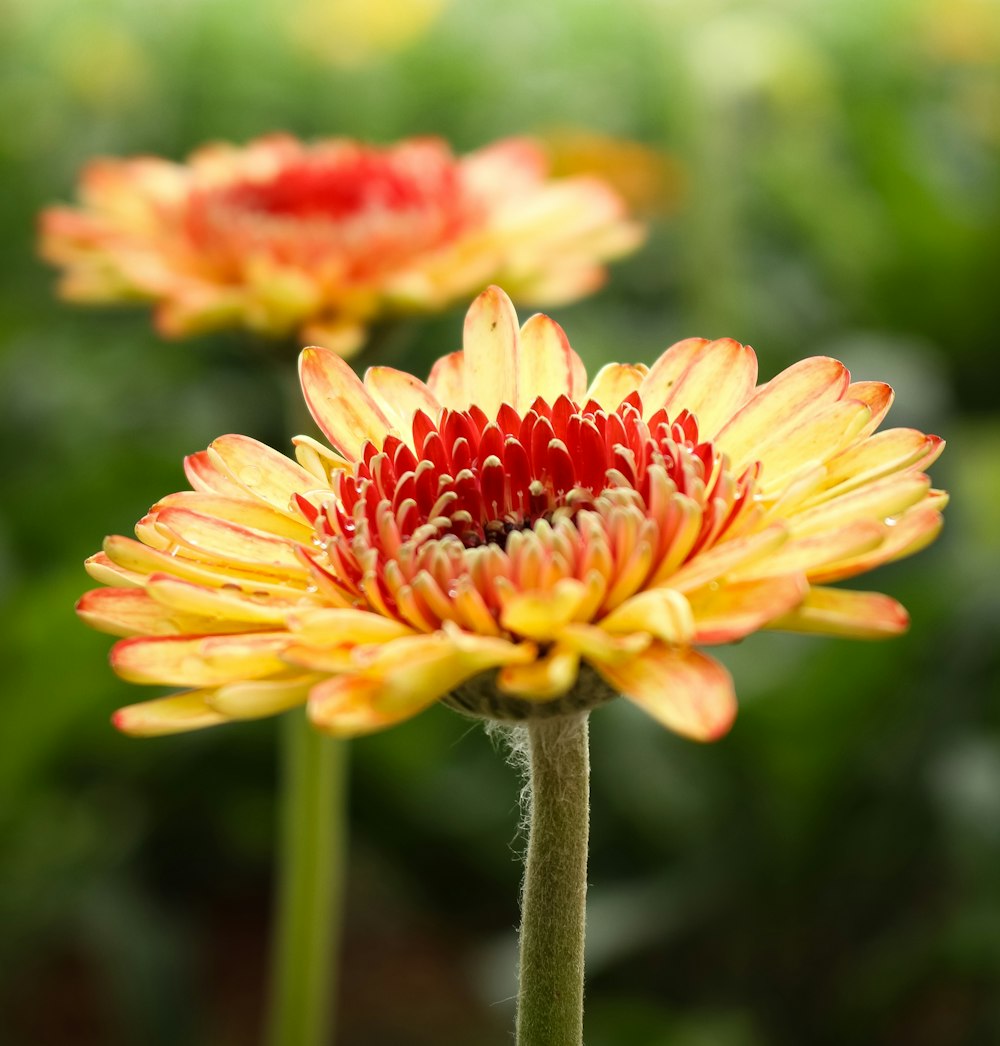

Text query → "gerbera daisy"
[40,135,642,355]
[78,287,945,740]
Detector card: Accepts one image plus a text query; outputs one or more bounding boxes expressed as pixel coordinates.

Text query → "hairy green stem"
[266,709,348,1046]
[516,712,591,1046]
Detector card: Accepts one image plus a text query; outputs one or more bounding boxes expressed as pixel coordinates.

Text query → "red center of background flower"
[223,153,460,220]
[296,395,763,630]
[183,145,473,278]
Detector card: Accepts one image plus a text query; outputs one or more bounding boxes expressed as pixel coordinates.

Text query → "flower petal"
[307,630,531,737]
[77,587,207,637]
[688,575,808,644]
[207,434,317,514]
[299,345,393,459]
[599,587,695,644]
[156,491,313,542]
[184,449,247,497]
[497,647,580,699]
[642,338,758,439]
[363,367,441,434]
[111,632,290,686]
[515,312,586,411]
[769,586,909,638]
[499,578,588,640]
[715,357,850,470]
[597,645,737,742]
[426,351,467,410]
[585,362,648,410]
[113,691,228,736]
[207,677,315,719]
[145,574,295,625]
[462,285,520,418]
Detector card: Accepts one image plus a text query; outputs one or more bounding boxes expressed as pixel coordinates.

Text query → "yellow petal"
[111,632,290,686]
[307,630,530,737]
[184,449,248,497]
[207,434,316,513]
[847,381,894,436]
[789,473,931,538]
[85,551,142,588]
[642,338,758,439]
[77,587,209,637]
[152,507,308,576]
[113,691,228,736]
[156,491,313,542]
[102,535,301,596]
[207,677,315,719]
[286,607,415,643]
[730,520,885,580]
[560,624,652,664]
[426,351,466,410]
[599,587,695,644]
[715,356,850,470]
[666,524,789,593]
[809,501,944,583]
[146,575,295,625]
[688,575,807,643]
[363,366,441,435]
[515,312,586,412]
[462,285,520,418]
[815,430,944,501]
[585,362,648,410]
[299,345,393,459]
[596,645,737,742]
[497,647,581,699]
[769,586,909,638]
[499,578,588,640]
[753,400,872,491]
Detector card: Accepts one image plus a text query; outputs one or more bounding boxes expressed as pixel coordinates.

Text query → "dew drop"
[240,466,263,488]
[885,516,898,527]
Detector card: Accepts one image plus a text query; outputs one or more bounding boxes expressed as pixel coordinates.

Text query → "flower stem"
[267,708,348,1046]
[516,712,590,1046]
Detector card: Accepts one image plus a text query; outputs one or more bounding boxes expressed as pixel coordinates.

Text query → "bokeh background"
[1,0,998,1043]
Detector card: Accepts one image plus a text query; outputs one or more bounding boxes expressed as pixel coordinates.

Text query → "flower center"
[299,393,763,637]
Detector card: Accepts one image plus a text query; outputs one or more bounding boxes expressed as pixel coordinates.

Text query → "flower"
[78,287,946,741]
[39,135,643,355]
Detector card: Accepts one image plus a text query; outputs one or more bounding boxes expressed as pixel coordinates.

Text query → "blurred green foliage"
[1,0,998,1043]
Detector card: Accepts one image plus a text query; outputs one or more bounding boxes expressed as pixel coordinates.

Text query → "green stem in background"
[267,709,347,1046]
[516,712,591,1046]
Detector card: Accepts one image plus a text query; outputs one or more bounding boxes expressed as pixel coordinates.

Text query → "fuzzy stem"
[266,708,348,1046]
[516,712,590,1046]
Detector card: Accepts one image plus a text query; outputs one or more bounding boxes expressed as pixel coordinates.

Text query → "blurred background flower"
[1,0,997,1043]
[40,134,641,355]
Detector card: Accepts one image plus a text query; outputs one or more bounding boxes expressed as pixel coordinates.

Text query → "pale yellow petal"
[643,338,758,439]
[207,434,316,513]
[688,575,808,644]
[599,587,695,644]
[363,366,441,434]
[156,492,313,542]
[111,632,290,686]
[286,607,415,643]
[515,312,586,411]
[769,586,909,638]
[299,345,393,459]
[497,647,580,699]
[666,524,789,593]
[307,630,530,737]
[207,677,314,719]
[426,351,466,410]
[560,624,652,664]
[585,362,648,410]
[76,587,207,637]
[145,575,295,625]
[715,356,850,469]
[499,578,588,640]
[596,645,737,742]
[462,285,520,417]
[113,691,228,736]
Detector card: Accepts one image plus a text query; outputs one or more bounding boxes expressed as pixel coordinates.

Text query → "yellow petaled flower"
[79,288,946,741]
[39,134,643,355]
